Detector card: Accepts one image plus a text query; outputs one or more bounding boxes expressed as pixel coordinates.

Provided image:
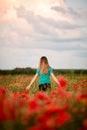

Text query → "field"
[0,74,87,130]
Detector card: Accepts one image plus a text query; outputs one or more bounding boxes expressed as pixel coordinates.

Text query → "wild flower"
[0,75,87,130]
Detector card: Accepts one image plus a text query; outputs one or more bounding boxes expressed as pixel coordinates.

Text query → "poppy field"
[0,74,87,130]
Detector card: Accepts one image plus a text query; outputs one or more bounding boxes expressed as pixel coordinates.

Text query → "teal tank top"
[36,67,53,85]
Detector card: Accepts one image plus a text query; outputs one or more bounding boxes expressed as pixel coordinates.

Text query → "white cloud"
[0,0,87,69]
[0,47,87,69]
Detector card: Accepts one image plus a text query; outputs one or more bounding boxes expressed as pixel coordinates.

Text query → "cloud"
[75,51,87,57]
[51,5,79,18]
[0,47,87,69]
[0,3,86,51]
[51,2,87,19]
[14,6,86,49]
[0,0,87,69]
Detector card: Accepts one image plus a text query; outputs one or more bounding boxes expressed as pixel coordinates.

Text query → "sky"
[0,0,87,70]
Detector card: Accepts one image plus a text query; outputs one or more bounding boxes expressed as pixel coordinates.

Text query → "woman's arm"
[26,74,38,90]
[51,73,61,87]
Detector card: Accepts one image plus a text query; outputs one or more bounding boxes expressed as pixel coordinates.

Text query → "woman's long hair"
[39,56,50,74]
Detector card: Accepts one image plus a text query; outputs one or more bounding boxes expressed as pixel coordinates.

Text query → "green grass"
[0,74,87,95]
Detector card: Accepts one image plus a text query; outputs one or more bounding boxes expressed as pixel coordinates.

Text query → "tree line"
[0,67,87,75]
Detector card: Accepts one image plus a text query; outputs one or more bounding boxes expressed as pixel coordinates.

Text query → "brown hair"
[39,56,50,74]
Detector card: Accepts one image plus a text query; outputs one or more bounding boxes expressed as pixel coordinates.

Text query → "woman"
[26,56,60,91]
